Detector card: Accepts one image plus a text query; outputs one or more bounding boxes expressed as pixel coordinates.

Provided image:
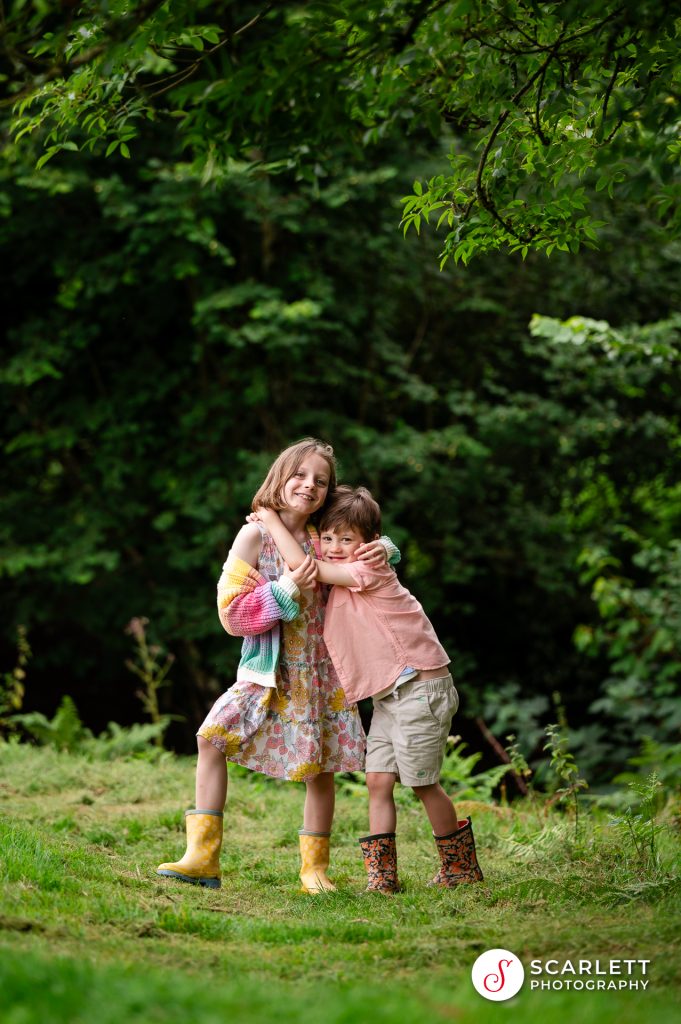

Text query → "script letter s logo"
[483,958,514,993]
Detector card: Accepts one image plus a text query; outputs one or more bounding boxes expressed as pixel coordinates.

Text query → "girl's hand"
[355,539,389,566]
[284,554,318,591]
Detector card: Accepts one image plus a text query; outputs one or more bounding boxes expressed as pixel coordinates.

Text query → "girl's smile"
[282,454,330,515]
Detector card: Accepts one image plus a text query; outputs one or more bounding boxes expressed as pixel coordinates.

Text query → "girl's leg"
[411,782,458,835]
[195,735,228,810]
[303,771,335,832]
[157,736,226,888]
[367,771,398,833]
[299,772,336,893]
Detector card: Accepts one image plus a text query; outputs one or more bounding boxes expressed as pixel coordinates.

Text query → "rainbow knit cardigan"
[217,530,400,689]
[216,552,303,688]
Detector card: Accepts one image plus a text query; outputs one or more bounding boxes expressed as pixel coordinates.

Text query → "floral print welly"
[198,526,365,782]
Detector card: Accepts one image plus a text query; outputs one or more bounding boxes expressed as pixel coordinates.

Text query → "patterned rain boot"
[429,817,484,887]
[358,832,400,894]
[298,829,337,894]
[157,809,223,889]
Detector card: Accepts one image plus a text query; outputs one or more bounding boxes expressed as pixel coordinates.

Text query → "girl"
[157,438,391,893]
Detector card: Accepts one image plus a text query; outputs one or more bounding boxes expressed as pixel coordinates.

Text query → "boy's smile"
[320,526,366,562]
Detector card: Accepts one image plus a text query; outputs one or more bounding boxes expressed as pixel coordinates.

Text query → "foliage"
[438,737,514,801]
[543,718,589,832]
[1,7,680,780]
[12,694,92,753]
[574,539,681,757]
[124,615,177,744]
[614,737,681,797]
[504,733,534,791]
[608,772,666,871]
[11,692,170,760]
[0,624,30,734]
[3,2,680,262]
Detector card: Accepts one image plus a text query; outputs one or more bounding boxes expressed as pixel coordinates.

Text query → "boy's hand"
[246,507,278,526]
[284,554,317,591]
[355,539,389,566]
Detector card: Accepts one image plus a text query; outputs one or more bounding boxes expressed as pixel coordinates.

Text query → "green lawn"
[1,743,678,1023]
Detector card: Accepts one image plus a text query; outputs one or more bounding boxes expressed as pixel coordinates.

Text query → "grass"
[1,742,679,1023]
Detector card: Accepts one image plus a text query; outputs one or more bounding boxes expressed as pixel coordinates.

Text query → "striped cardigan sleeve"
[217,553,300,638]
[380,535,401,566]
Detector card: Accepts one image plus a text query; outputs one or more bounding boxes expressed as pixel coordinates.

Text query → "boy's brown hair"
[319,485,381,542]
[252,437,337,514]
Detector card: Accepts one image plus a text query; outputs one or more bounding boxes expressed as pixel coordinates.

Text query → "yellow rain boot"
[157,809,223,889]
[298,829,336,894]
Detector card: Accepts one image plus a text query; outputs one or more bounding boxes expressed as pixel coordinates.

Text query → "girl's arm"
[253,509,365,589]
[231,522,264,566]
[249,510,401,569]
[218,523,316,637]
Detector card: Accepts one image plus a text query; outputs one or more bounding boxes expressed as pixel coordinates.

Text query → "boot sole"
[157,869,221,889]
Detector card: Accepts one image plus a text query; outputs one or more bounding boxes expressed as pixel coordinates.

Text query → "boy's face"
[320,525,367,562]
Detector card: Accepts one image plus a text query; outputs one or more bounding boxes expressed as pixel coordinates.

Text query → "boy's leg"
[367,771,398,833]
[390,675,482,885]
[389,675,459,795]
[359,704,400,893]
[411,781,458,836]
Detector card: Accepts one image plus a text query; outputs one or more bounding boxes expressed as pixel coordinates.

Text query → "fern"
[12,696,91,752]
[440,740,513,801]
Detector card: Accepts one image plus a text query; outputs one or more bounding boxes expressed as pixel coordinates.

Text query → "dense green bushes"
[2,7,680,784]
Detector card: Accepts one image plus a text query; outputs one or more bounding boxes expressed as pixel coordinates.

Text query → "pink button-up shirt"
[323,562,450,703]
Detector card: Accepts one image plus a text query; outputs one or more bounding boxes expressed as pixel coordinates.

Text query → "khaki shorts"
[365,674,459,787]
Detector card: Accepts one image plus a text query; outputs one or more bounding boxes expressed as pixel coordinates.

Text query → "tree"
[3,1,680,263]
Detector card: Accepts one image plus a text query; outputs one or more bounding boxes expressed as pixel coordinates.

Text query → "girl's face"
[281,454,330,516]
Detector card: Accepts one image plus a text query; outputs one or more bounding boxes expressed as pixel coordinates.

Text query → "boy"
[254,486,483,892]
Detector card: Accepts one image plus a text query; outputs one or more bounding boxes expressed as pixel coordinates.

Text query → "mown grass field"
[1,742,679,1023]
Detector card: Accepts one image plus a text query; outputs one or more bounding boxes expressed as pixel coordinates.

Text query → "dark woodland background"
[2,1,680,786]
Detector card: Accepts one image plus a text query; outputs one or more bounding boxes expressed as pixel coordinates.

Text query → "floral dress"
[198,526,366,782]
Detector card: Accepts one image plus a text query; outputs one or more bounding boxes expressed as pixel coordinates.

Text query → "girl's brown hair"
[252,437,337,514]
[319,485,381,541]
